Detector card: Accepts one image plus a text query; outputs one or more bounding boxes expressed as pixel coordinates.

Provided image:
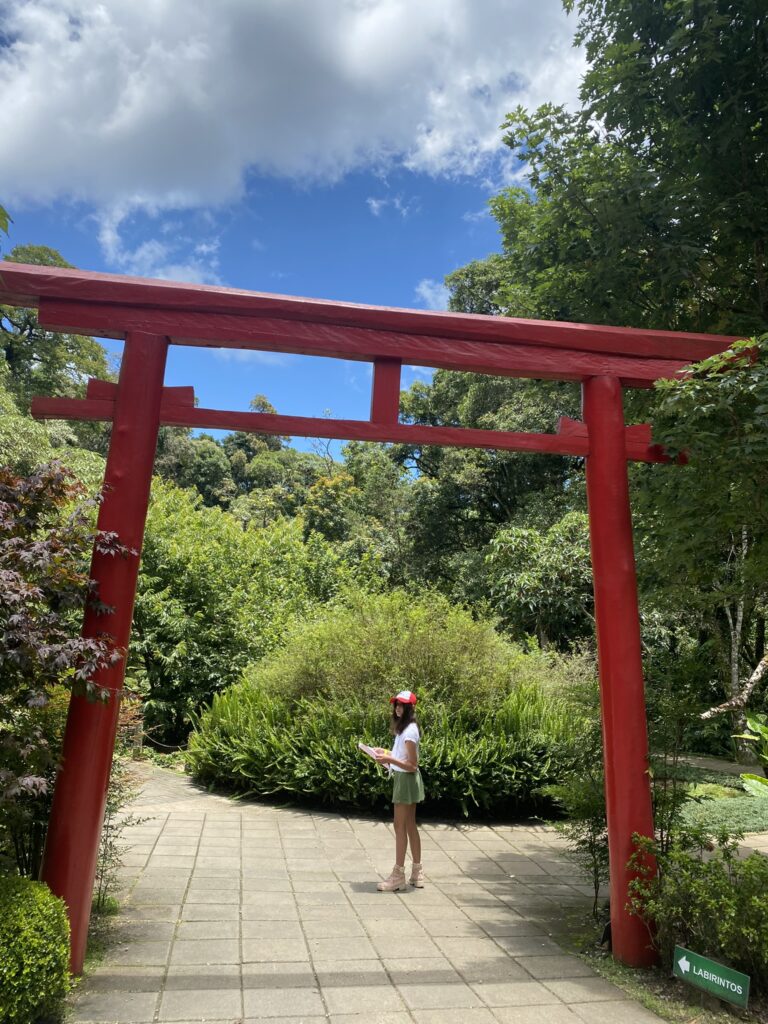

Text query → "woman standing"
[373,690,425,891]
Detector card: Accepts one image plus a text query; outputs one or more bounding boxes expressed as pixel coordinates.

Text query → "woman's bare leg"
[393,803,409,866]
[404,804,421,863]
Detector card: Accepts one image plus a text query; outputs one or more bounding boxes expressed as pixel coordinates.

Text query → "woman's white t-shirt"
[391,722,420,773]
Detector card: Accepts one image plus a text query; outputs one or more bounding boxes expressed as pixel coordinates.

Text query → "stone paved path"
[70,766,664,1024]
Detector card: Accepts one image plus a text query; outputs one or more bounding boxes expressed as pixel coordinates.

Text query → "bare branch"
[700,655,768,719]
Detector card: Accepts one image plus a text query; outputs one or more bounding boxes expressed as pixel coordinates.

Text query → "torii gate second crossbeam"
[0,262,737,974]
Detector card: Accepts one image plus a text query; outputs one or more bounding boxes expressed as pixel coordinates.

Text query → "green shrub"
[0,875,70,1023]
[188,680,578,818]
[629,830,768,993]
[248,588,526,707]
[188,590,593,817]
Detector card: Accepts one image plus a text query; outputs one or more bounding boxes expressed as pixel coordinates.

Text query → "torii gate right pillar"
[583,374,656,966]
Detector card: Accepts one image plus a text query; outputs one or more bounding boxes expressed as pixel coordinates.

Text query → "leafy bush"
[131,481,356,743]
[188,589,591,816]
[629,829,768,993]
[247,587,543,707]
[188,679,578,818]
[0,875,70,1024]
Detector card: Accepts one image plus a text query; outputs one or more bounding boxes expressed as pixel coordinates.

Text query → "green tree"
[1,246,112,408]
[642,337,768,735]
[448,0,768,338]
[486,511,594,649]
[301,472,362,543]
[154,430,236,508]
[131,480,351,742]
[392,371,583,600]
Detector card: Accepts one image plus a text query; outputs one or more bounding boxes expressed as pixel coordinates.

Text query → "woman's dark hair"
[390,701,418,736]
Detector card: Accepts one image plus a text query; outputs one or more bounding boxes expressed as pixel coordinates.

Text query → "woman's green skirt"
[392,769,425,805]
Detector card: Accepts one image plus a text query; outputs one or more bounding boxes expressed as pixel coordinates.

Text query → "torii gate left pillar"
[40,333,168,973]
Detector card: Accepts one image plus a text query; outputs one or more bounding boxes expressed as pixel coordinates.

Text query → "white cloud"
[366,195,419,218]
[95,201,222,282]
[213,349,296,366]
[0,0,583,213]
[366,198,388,217]
[415,278,450,311]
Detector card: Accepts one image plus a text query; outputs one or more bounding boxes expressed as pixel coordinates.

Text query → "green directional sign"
[672,945,750,1009]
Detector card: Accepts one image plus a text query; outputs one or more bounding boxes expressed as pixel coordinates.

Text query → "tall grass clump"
[188,589,590,818]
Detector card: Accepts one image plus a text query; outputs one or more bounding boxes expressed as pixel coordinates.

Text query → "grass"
[545,904,768,1024]
[675,765,768,834]
[584,950,768,1024]
[683,794,768,833]
[132,747,188,772]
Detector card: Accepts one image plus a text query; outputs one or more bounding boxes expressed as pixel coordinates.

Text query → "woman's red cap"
[390,690,417,705]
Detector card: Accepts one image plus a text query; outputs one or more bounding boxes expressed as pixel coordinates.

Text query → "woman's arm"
[376,740,418,773]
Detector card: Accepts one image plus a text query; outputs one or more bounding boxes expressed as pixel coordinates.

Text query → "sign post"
[672,945,750,1009]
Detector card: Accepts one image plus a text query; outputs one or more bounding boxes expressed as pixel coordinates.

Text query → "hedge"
[187,681,579,818]
[0,875,70,1024]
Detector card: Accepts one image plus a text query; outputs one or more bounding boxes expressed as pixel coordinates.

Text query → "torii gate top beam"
[0,263,737,389]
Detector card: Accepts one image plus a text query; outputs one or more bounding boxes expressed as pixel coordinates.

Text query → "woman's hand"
[373,750,391,764]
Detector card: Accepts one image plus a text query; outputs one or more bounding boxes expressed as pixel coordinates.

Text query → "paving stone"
[470,979,560,1006]
[434,936,509,960]
[177,920,239,940]
[516,955,596,979]
[110,919,176,943]
[159,987,243,1021]
[321,984,406,1014]
[450,956,529,984]
[543,976,626,1003]
[184,889,240,904]
[83,966,165,993]
[242,961,317,989]
[164,965,240,991]
[494,935,564,957]
[303,918,367,938]
[241,903,300,921]
[180,902,240,921]
[570,1001,665,1023]
[130,887,187,905]
[242,918,305,939]
[189,874,240,889]
[244,983,325,1017]
[369,935,442,958]
[109,940,172,966]
[492,1006,581,1024]
[169,939,241,965]
[411,1009,497,1024]
[384,957,459,986]
[313,959,389,987]
[70,989,158,1022]
[246,1019,326,1024]
[308,936,377,960]
[242,937,310,962]
[241,876,292,892]
[397,981,484,1010]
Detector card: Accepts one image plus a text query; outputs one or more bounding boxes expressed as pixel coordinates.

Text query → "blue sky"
[1,0,583,448]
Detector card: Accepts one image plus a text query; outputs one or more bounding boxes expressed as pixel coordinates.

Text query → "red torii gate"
[0,262,736,974]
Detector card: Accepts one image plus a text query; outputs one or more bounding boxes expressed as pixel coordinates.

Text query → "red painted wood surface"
[36,299,704,388]
[370,358,402,424]
[31,393,675,464]
[0,261,737,360]
[582,375,658,967]
[40,333,168,974]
